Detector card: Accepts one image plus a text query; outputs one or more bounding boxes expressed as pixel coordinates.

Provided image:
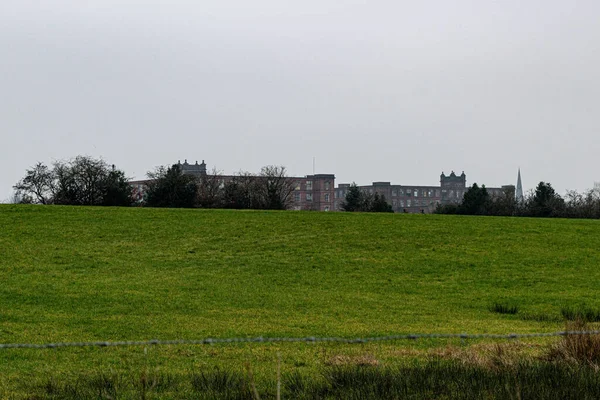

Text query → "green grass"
[1,205,600,397]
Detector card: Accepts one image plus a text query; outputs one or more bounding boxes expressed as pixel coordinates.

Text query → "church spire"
[516,168,523,202]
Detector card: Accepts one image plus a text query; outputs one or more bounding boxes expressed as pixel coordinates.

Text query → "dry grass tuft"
[325,354,380,367]
[430,342,533,370]
[546,320,600,367]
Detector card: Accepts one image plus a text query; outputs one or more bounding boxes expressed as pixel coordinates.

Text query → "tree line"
[13,156,132,206]
[143,163,297,210]
[435,182,600,219]
[12,156,298,210]
[14,156,599,218]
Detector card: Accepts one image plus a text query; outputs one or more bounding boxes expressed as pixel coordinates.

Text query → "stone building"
[132,161,512,213]
[290,174,335,211]
[179,159,207,177]
[334,171,510,213]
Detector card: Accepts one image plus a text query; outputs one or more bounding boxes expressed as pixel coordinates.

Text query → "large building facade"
[177,159,336,211]
[334,171,512,213]
[133,160,512,213]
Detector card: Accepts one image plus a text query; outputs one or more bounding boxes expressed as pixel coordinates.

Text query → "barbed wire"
[1,330,600,350]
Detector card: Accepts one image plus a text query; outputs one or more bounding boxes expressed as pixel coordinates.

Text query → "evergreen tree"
[458,183,490,215]
[525,182,564,217]
[371,193,393,213]
[144,164,198,208]
[340,183,365,211]
[101,167,134,206]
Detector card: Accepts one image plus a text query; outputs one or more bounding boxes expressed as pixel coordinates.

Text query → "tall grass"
[546,321,600,366]
[561,305,600,322]
[31,360,600,400]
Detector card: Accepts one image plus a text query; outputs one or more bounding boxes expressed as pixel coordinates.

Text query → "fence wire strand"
[2,330,600,350]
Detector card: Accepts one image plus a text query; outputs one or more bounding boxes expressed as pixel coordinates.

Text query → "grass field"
[1,205,600,398]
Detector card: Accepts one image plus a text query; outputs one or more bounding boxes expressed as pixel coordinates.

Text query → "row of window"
[391,189,438,198]
[293,205,331,211]
[293,193,331,202]
[335,188,443,199]
[334,189,468,199]
[391,199,440,208]
[295,181,331,191]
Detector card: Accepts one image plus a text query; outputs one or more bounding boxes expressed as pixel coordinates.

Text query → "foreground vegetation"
[1,205,600,398]
[28,359,600,399]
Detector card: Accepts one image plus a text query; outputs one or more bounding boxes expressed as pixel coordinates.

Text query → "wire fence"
[2,330,600,350]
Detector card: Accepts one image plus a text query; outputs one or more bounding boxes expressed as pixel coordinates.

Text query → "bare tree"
[55,156,107,205]
[197,168,224,208]
[256,165,296,210]
[13,162,56,204]
[14,156,133,206]
[222,171,260,209]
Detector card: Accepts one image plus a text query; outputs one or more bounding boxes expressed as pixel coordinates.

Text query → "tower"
[516,169,523,202]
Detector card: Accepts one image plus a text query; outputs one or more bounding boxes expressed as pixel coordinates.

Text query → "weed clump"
[489,302,519,315]
[561,305,600,322]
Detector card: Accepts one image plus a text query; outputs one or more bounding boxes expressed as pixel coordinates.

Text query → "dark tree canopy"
[340,183,366,212]
[13,162,55,205]
[144,164,198,208]
[222,173,260,210]
[102,168,134,206]
[14,156,133,206]
[458,183,490,215]
[340,183,392,213]
[257,165,296,210]
[371,193,393,213]
[526,181,564,217]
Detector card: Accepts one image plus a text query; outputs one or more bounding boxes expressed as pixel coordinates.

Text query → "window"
[392,200,397,206]
[306,181,313,191]
[406,189,411,197]
[407,200,411,207]
[414,189,418,197]
[324,206,330,212]
[436,190,440,197]
[306,193,313,201]
[295,181,301,190]
[294,193,301,202]
[399,189,404,195]
[400,200,404,207]
[324,193,330,202]
[324,181,330,190]
[392,190,397,197]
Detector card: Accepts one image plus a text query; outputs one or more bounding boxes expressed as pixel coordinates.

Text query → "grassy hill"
[1,205,600,397]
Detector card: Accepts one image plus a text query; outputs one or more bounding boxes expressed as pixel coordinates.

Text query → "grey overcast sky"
[1,0,599,202]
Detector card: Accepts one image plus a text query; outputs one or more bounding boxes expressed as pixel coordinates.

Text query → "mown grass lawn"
[1,205,599,397]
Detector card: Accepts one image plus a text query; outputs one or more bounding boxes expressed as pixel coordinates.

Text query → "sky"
[1,0,599,202]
